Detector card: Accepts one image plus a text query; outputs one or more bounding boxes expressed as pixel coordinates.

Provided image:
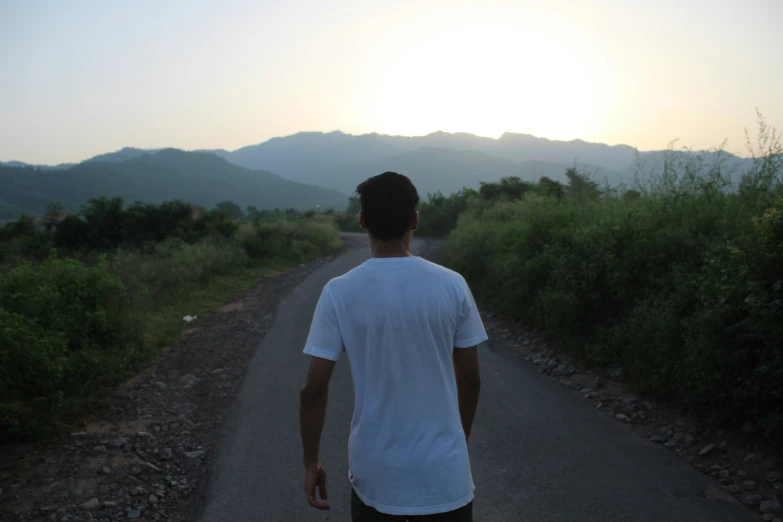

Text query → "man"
[299,172,487,521]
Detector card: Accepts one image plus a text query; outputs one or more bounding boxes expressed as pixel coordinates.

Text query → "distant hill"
[0,160,75,170]
[3,131,753,215]
[367,147,624,197]
[216,130,638,192]
[0,149,347,219]
[84,147,156,164]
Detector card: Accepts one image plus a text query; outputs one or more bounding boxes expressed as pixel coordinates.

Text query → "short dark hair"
[356,172,420,241]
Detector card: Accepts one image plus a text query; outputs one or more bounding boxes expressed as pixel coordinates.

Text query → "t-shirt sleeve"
[454,277,489,348]
[303,283,344,361]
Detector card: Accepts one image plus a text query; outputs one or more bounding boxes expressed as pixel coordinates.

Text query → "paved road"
[197,238,755,522]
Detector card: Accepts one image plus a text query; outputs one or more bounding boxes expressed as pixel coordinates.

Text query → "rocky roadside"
[480,311,783,521]
[0,247,355,522]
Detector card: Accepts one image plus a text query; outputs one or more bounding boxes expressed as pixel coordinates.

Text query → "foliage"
[0,197,342,439]
[0,257,140,438]
[416,188,479,237]
[441,118,783,444]
[217,200,245,221]
[333,196,363,232]
[0,197,239,264]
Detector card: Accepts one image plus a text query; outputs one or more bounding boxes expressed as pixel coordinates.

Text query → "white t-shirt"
[303,256,488,516]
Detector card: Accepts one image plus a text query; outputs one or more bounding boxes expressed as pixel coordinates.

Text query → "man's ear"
[410,211,419,232]
[359,210,367,231]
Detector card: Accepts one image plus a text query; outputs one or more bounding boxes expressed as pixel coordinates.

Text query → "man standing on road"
[299,172,487,521]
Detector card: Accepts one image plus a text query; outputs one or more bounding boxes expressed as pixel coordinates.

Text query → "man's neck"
[369,235,413,258]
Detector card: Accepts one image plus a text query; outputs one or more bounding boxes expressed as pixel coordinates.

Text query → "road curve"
[196,237,755,522]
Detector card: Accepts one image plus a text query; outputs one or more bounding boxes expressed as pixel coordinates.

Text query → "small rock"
[719,470,730,479]
[665,432,685,448]
[71,490,83,498]
[41,505,59,512]
[129,466,142,475]
[742,422,754,433]
[148,494,158,504]
[615,414,631,423]
[154,381,168,389]
[763,515,775,521]
[761,499,782,515]
[649,434,667,443]
[160,448,173,461]
[103,501,117,507]
[80,498,100,510]
[763,458,777,469]
[130,487,143,497]
[91,445,107,455]
[698,444,716,456]
[767,472,782,483]
[725,485,742,494]
[109,437,129,448]
[742,493,762,507]
[127,510,141,519]
[101,466,112,475]
[737,470,748,478]
[745,453,763,464]
[683,434,696,446]
[70,432,88,439]
[136,431,155,439]
[184,450,205,458]
[743,480,757,491]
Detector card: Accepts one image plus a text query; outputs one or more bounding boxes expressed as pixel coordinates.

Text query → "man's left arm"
[300,356,336,510]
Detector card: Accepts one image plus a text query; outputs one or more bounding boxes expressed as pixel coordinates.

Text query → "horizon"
[2,0,782,164]
[0,127,750,167]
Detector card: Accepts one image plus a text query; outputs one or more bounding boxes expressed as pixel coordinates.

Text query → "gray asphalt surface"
[197,236,755,522]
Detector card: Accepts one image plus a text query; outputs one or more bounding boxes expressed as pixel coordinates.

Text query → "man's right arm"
[453,346,481,442]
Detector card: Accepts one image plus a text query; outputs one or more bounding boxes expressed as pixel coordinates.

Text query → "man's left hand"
[304,461,330,510]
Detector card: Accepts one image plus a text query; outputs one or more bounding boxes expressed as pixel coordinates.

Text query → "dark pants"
[351,490,473,522]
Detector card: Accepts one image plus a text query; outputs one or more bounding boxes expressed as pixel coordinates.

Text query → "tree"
[479,177,532,202]
[565,168,600,200]
[537,177,565,200]
[42,200,64,232]
[216,201,245,221]
[81,196,126,249]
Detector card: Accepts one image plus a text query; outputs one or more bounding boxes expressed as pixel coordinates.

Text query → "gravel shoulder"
[0,241,362,522]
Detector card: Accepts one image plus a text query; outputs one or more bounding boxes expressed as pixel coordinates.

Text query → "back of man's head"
[356,172,420,242]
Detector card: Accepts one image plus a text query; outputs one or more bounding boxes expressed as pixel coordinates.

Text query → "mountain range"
[0,149,347,219]
[1,130,751,219]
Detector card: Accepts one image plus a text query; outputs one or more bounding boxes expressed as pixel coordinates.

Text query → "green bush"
[0,256,140,438]
[443,134,783,444]
[240,218,341,261]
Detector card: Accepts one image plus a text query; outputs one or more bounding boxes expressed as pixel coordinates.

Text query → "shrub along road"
[196,235,756,522]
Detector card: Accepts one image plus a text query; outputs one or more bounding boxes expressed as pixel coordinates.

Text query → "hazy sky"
[1,0,781,164]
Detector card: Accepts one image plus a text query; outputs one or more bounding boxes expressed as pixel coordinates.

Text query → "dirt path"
[0,239,364,522]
